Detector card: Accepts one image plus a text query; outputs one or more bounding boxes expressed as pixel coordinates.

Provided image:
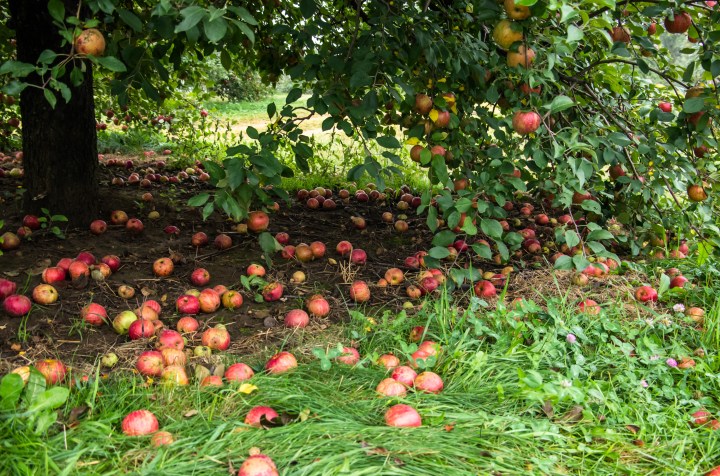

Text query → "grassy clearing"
[204,93,296,122]
[2,264,720,475]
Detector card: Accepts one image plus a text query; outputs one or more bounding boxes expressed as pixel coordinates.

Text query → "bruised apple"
[265,351,297,374]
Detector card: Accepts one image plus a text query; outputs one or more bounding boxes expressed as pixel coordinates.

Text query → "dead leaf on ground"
[184,409,199,418]
[626,425,640,434]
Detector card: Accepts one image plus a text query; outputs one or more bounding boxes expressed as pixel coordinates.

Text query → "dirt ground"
[0,154,597,377]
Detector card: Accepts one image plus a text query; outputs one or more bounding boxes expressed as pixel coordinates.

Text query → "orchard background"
[1,1,720,475]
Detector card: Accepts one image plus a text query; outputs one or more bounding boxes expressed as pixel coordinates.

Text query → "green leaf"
[43,89,57,109]
[27,387,69,414]
[427,206,438,232]
[564,230,581,248]
[581,200,601,214]
[545,95,574,114]
[286,87,303,105]
[587,229,613,241]
[432,230,456,247]
[683,97,706,114]
[203,17,228,43]
[428,246,450,259]
[246,126,259,140]
[0,373,24,411]
[234,20,255,43]
[188,193,210,207]
[267,102,276,119]
[175,6,206,33]
[0,60,36,78]
[711,60,720,79]
[118,8,143,32]
[95,56,127,72]
[299,0,317,18]
[554,255,573,270]
[472,243,492,259]
[480,219,503,240]
[38,50,58,65]
[228,6,258,25]
[48,0,65,22]
[567,25,584,43]
[572,254,590,271]
[376,136,401,149]
[658,273,671,295]
[431,155,448,185]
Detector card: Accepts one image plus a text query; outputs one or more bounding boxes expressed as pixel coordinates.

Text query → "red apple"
[635,285,658,302]
[247,263,266,277]
[349,280,371,302]
[191,231,209,247]
[306,295,330,317]
[669,275,689,289]
[157,329,184,350]
[150,431,174,447]
[80,303,107,326]
[153,258,174,277]
[225,362,255,382]
[512,110,542,135]
[391,365,417,386]
[221,290,244,310]
[350,249,367,265]
[414,93,433,115]
[658,102,672,112]
[126,218,144,234]
[337,346,360,365]
[214,233,232,250]
[0,278,18,301]
[284,309,310,328]
[122,410,159,436]
[691,409,712,426]
[376,378,407,397]
[238,454,279,476]
[136,350,164,376]
[110,210,128,225]
[128,318,155,340]
[414,371,444,393]
[244,406,278,428]
[474,280,497,298]
[176,316,199,333]
[247,211,270,233]
[336,240,353,256]
[201,325,230,350]
[265,351,298,374]
[41,266,66,284]
[89,219,107,235]
[275,232,290,245]
[281,245,296,259]
[262,282,284,302]
[578,299,601,315]
[176,294,200,314]
[3,294,32,317]
[384,404,421,427]
[35,359,66,385]
[200,375,223,387]
[198,289,221,313]
[190,268,211,286]
[310,241,326,258]
[377,354,400,369]
[295,243,314,262]
[664,11,692,34]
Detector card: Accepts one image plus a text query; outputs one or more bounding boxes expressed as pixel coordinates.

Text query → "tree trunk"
[9,0,98,226]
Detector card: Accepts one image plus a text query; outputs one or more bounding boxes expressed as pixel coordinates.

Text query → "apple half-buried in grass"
[384,404,421,427]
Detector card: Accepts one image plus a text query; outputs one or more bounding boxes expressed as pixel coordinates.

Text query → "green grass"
[3,271,720,475]
[205,93,307,121]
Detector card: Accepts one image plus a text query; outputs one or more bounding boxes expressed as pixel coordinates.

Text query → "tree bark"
[9,0,98,226]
